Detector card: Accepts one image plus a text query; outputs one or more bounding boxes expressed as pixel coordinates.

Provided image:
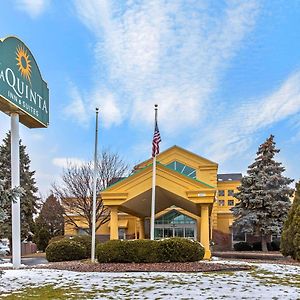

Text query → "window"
[218,200,225,206]
[118,228,126,240]
[166,161,196,179]
[155,210,196,225]
[228,200,234,206]
[77,228,88,235]
[218,190,225,196]
[228,190,234,196]
[271,235,280,242]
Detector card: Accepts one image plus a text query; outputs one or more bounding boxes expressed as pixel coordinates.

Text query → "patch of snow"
[0,260,299,299]
[0,262,26,268]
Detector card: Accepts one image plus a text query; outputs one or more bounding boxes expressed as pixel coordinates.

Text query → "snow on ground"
[0,260,299,299]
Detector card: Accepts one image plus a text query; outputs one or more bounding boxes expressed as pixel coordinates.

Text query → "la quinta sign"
[0,36,49,128]
[0,36,49,268]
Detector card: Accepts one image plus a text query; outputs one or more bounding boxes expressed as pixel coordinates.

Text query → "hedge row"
[46,235,93,262]
[96,238,205,263]
[46,237,205,263]
[234,241,280,252]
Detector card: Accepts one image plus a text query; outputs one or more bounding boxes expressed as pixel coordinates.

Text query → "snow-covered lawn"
[0,260,299,299]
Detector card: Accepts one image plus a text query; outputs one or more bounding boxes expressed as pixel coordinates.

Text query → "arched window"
[155,210,196,225]
[166,161,196,179]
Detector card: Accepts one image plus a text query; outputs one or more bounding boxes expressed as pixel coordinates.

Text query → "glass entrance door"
[174,228,184,237]
[154,210,197,240]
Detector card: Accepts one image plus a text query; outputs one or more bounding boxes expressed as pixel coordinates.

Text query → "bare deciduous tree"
[53,150,128,235]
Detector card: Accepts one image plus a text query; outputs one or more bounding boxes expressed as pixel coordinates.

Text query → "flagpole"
[150,104,158,240]
[91,107,99,262]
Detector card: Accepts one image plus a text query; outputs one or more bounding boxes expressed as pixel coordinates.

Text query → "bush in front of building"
[46,239,86,262]
[96,238,204,263]
[96,239,158,263]
[71,236,93,258]
[233,242,252,251]
[270,240,280,251]
[47,235,93,259]
[48,235,65,245]
[234,241,280,252]
[156,238,204,262]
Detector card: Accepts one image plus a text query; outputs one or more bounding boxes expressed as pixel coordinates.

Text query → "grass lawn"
[0,260,299,299]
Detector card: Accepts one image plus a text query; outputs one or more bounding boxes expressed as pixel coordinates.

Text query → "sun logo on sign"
[16,45,32,84]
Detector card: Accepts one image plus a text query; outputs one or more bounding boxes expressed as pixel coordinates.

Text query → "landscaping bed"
[32,260,252,273]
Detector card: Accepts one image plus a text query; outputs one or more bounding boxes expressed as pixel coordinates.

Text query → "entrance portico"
[101,153,217,260]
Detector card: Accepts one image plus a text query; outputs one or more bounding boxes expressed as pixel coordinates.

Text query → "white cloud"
[15,0,49,18]
[52,157,86,169]
[71,0,260,132]
[196,71,300,163]
[65,83,123,128]
[65,84,90,127]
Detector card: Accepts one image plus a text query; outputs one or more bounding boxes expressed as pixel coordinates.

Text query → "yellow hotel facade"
[64,146,242,259]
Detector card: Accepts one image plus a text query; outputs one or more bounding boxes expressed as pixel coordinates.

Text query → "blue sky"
[0,0,300,196]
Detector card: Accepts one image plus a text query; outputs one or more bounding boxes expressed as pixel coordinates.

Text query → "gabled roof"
[103,161,215,192]
[135,145,218,169]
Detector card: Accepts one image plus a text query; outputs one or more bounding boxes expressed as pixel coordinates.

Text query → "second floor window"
[228,200,234,206]
[218,190,225,196]
[228,190,234,196]
[218,200,225,206]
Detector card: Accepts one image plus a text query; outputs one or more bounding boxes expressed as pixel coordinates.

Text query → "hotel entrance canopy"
[100,146,218,259]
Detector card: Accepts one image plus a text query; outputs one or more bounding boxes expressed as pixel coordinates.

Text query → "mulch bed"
[31,260,252,273]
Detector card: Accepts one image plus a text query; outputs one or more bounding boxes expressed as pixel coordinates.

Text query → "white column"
[11,113,21,268]
[150,156,156,240]
[91,108,99,262]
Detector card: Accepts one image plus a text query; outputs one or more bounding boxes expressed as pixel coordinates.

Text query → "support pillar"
[11,113,21,268]
[138,218,145,239]
[110,207,118,240]
[200,204,211,260]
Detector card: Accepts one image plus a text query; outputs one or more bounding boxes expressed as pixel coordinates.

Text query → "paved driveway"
[0,256,48,266]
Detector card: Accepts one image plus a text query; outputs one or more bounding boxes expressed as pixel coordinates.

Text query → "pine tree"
[281,181,300,261]
[231,135,294,251]
[0,132,39,240]
[0,180,23,223]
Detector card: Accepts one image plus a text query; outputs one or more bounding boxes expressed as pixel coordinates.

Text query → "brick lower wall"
[211,229,232,251]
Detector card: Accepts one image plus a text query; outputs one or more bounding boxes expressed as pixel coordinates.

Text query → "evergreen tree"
[0,132,39,240]
[35,194,64,251]
[231,135,293,251]
[281,181,300,261]
[0,179,23,223]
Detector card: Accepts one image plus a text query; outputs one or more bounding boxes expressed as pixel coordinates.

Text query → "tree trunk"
[261,234,268,252]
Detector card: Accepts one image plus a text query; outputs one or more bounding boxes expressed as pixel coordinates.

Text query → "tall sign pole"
[150,104,161,240]
[91,107,99,262]
[0,36,49,269]
[11,113,21,268]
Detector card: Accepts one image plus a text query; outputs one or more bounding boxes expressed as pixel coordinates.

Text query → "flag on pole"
[152,119,161,158]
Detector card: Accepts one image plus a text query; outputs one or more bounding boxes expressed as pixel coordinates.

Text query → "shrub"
[156,238,204,262]
[71,236,92,258]
[270,240,280,251]
[252,242,262,251]
[48,235,93,259]
[233,242,252,251]
[48,235,66,245]
[46,239,86,262]
[96,238,204,263]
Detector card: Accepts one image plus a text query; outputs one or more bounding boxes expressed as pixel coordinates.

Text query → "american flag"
[152,119,161,157]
